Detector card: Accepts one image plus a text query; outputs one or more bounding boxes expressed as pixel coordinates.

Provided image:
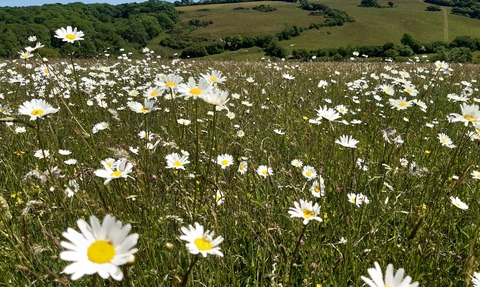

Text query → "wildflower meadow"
[2,28,480,286]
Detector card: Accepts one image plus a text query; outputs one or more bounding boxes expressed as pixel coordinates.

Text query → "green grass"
[2,51,480,286]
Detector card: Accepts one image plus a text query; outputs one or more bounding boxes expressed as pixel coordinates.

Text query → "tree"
[388,1,394,7]
[360,0,379,7]
[400,33,422,53]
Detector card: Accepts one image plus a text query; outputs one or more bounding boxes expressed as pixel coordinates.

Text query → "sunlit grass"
[1,51,480,286]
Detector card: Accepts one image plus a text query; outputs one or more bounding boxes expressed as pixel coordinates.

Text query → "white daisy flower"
[94,158,134,185]
[361,262,418,287]
[54,26,85,43]
[217,154,234,169]
[165,153,190,170]
[450,196,468,210]
[180,222,224,257]
[288,199,322,225]
[18,99,59,121]
[60,214,138,281]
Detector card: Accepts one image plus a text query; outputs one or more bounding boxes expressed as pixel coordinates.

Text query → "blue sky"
[0,0,150,7]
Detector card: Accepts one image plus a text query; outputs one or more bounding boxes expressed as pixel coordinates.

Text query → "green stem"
[180,254,200,287]
[287,223,308,287]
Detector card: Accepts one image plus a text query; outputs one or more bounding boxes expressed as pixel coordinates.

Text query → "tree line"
[0,1,178,58]
[424,0,480,19]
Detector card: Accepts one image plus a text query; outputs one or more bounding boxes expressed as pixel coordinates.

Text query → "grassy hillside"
[164,0,480,53]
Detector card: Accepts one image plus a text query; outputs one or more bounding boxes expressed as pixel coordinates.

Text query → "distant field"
[171,0,480,52]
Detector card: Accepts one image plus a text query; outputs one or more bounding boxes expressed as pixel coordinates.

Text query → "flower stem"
[180,254,200,287]
[91,273,98,287]
[287,223,308,286]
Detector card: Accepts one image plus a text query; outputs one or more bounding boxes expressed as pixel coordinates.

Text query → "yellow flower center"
[261,169,268,175]
[210,77,217,82]
[239,164,245,170]
[173,161,182,167]
[165,81,175,87]
[303,209,315,219]
[464,115,477,122]
[190,88,202,95]
[194,237,212,251]
[65,34,76,41]
[406,88,412,93]
[455,202,461,207]
[221,159,229,165]
[31,109,44,116]
[106,162,113,167]
[141,108,149,113]
[314,186,320,193]
[87,240,115,264]
[150,91,159,97]
[44,69,49,74]
[306,171,312,177]
[398,102,407,107]
[110,171,123,177]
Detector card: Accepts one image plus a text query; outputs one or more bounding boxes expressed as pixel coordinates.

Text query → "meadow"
[2,38,480,286]
[172,0,480,53]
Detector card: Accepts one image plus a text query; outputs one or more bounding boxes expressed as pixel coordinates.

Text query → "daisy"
[449,103,480,126]
[215,190,224,205]
[15,126,26,134]
[92,122,109,134]
[361,262,419,287]
[282,73,295,80]
[378,84,395,96]
[138,131,155,141]
[59,149,72,156]
[291,159,303,168]
[237,130,245,137]
[450,196,468,210]
[94,158,134,185]
[302,166,317,180]
[316,106,341,122]
[472,170,480,180]
[257,165,273,178]
[200,70,226,84]
[238,161,248,174]
[437,133,453,147]
[60,214,138,281]
[201,89,229,109]
[217,154,234,169]
[34,149,50,159]
[180,222,223,257]
[64,159,78,165]
[18,99,59,121]
[143,87,162,100]
[335,135,359,148]
[157,74,183,92]
[335,105,348,115]
[389,97,413,110]
[165,153,190,170]
[18,50,33,59]
[347,193,363,207]
[127,99,156,114]
[54,26,85,43]
[101,158,117,169]
[288,199,322,225]
[177,77,212,100]
[310,178,325,198]
[177,119,191,126]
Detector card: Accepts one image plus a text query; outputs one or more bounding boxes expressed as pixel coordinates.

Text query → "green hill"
[157,0,480,59]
